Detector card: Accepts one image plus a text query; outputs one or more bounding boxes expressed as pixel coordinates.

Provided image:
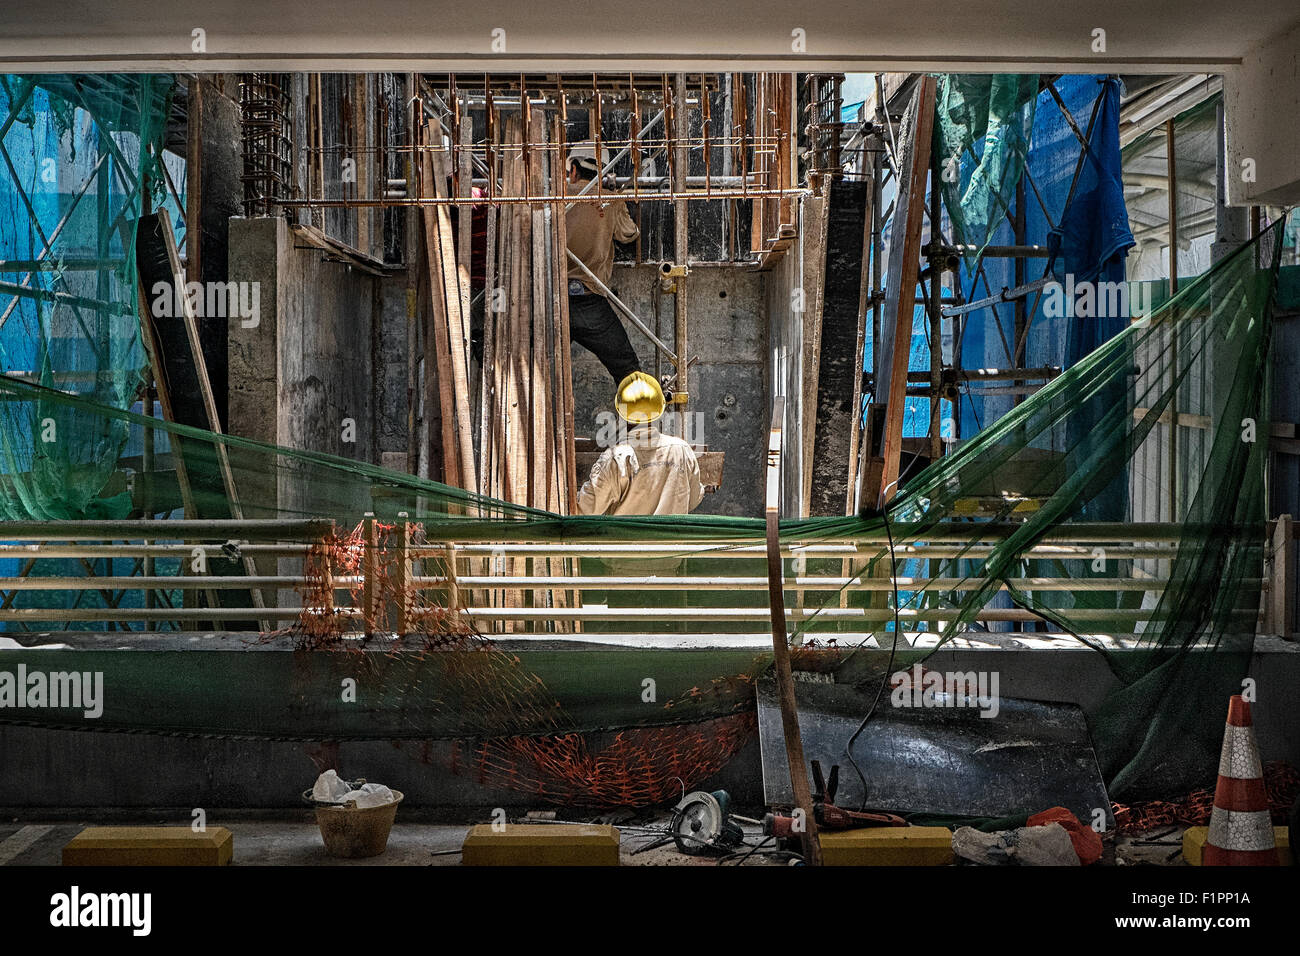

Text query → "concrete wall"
[229,217,380,459]
[376,275,413,473]
[228,216,386,519]
[765,194,824,519]
[570,263,769,517]
[2,639,1296,811]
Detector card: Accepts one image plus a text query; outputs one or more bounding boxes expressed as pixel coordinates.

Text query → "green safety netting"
[0,75,176,519]
[934,74,1039,266]
[0,218,1284,802]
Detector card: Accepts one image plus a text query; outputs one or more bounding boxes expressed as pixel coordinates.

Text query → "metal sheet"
[757,678,1111,823]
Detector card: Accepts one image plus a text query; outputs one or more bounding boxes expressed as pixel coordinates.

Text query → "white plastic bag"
[311,769,352,803]
[341,783,395,809]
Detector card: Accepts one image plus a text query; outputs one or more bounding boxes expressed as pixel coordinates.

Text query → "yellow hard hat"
[615,372,665,424]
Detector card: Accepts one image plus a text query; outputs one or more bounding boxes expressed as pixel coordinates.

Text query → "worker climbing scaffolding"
[564,142,645,385]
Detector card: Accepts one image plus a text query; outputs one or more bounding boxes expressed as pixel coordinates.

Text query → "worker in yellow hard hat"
[565,142,643,385]
[577,372,703,517]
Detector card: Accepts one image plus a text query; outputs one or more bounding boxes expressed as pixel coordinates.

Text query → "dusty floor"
[0,816,1186,866]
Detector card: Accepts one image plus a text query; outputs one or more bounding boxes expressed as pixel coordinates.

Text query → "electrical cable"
[725,835,776,866]
[843,494,903,812]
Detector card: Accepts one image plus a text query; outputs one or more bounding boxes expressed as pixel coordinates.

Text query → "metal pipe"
[0,518,1201,546]
[0,605,1177,625]
[0,573,1202,593]
[564,109,665,211]
[0,519,332,540]
[941,276,1053,319]
[275,187,806,208]
[0,541,1182,561]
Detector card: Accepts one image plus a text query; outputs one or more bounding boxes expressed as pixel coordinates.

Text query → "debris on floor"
[952,822,1080,866]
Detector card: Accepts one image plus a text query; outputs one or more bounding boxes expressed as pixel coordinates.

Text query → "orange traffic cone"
[1202,695,1278,865]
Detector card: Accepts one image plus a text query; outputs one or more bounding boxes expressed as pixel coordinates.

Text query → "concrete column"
[1225,20,1300,205]
[1212,99,1248,264]
[190,77,245,430]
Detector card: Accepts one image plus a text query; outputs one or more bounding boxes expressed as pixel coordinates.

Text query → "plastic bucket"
[303,789,404,859]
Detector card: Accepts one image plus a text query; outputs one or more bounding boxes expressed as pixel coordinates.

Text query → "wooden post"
[445,542,462,626]
[878,76,937,507]
[354,74,371,258]
[362,513,379,635]
[420,129,467,489]
[394,512,411,635]
[765,397,822,866]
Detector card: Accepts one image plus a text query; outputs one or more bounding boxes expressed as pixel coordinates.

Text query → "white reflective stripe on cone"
[1206,806,1276,851]
[1217,724,1263,779]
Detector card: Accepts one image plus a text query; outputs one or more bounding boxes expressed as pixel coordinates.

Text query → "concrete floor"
[0,815,787,866]
[0,816,1185,866]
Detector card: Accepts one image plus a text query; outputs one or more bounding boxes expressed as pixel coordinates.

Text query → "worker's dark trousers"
[568,292,642,385]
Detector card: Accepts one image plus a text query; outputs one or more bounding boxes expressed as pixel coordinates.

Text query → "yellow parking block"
[462,823,620,866]
[1181,826,1291,866]
[63,827,233,866]
[818,826,954,866]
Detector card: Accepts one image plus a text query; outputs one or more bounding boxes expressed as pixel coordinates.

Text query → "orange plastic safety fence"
[1112,760,1300,833]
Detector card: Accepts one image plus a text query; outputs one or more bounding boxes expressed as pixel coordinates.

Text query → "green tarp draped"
[935,74,1039,266]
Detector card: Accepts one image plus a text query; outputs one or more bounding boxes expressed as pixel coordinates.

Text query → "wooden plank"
[877,76,937,507]
[480,171,498,497]
[750,76,766,253]
[502,157,528,623]
[529,111,550,511]
[765,397,822,866]
[354,74,371,258]
[419,132,462,489]
[552,114,578,515]
[431,146,478,495]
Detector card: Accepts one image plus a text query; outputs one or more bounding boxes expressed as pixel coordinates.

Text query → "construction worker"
[577,372,703,517]
[565,143,643,385]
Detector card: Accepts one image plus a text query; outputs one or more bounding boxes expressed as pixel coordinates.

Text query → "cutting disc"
[672,790,725,854]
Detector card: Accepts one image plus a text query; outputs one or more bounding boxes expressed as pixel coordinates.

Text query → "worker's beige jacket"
[566,181,640,294]
[576,424,704,516]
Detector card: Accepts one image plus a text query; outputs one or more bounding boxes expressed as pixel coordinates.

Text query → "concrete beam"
[1226,20,1300,205]
[0,1,1293,73]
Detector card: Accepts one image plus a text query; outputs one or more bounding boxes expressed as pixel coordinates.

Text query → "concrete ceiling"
[1,1,1297,72]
